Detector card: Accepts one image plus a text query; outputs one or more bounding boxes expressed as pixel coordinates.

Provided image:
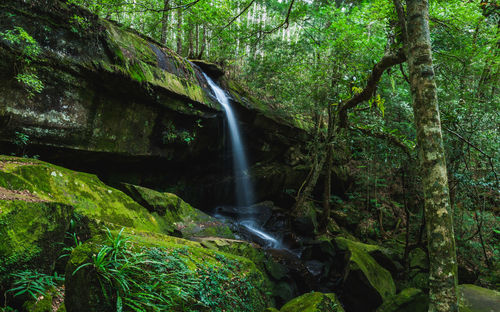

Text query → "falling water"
[203,73,254,208]
[204,73,282,249]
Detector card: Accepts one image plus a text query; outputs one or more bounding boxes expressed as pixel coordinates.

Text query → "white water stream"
[204,73,282,249]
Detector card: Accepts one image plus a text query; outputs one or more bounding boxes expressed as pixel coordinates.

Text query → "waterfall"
[204,73,282,249]
[203,73,254,208]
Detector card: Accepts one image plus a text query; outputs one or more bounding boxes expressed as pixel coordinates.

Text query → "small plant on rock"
[0,27,44,98]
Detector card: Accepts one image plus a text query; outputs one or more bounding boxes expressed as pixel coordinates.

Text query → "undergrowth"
[74,228,264,311]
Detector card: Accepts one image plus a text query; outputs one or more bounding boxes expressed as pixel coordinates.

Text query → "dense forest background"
[67,0,499,287]
[0,0,498,311]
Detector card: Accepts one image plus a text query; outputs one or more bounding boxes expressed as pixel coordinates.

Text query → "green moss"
[0,200,73,282]
[0,156,174,236]
[121,184,234,239]
[335,237,396,300]
[458,284,500,312]
[23,286,64,312]
[101,20,210,106]
[65,230,273,312]
[376,288,428,312]
[280,292,345,312]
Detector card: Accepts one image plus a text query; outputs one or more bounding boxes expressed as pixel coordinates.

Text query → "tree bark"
[160,0,170,45]
[319,105,335,232]
[176,3,183,55]
[406,1,458,311]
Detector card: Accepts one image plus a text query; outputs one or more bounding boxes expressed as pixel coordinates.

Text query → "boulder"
[334,237,396,311]
[0,156,232,288]
[0,156,176,235]
[280,292,345,312]
[0,200,73,285]
[190,59,224,78]
[376,288,428,312]
[120,183,234,238]
[65,229,273,312]
[193,236,300,306]
[459,284,500,312]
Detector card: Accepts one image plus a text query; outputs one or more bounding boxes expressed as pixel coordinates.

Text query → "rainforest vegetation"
[0,0,498,311]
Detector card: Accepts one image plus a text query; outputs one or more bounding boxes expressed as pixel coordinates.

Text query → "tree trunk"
[406,1,458,311]
[319,106,335,233]
[160,0,170,45]
[176,4,183,55]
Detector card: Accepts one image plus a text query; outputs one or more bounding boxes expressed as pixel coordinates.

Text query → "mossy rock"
[376,288,428,312]
[335,237,396,311]
[194,237,265,264]
[0,156,184,236]
[22,286,65,312]
[121,183,234,239]
[0,200,73,284]
[280,292,345,312]
[458,284,500,312]
[194,236,293,304]
[65,229,273,312]
[409,248,428,270]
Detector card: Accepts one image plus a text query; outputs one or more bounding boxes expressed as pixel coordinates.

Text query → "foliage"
[162,122,196,145]
[12,131,29,158]
[195,254,260,312]
[0,26,44,97]
[73,229,261,311]
[5,271,63,301]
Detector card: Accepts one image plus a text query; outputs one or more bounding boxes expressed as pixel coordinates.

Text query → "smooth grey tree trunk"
[406,1,458,311]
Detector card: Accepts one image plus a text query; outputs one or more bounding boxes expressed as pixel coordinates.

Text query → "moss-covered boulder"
[280,292,345,312]
[335,237,396,311]
[0,156,234,292]
[193,237,298,305]
[0,156,176,235]
[376,288,428,312]
[458,284,500,312]
[0,200,73,285]
[121,183,233,238]
[65,229,273,312]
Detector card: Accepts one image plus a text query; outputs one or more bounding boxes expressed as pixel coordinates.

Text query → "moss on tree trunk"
[406,0,458,311]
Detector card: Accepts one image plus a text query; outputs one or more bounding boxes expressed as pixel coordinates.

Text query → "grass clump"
[74,228,265,311]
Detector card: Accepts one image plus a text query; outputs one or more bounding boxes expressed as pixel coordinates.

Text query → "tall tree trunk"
[187,25,193,58]
[406,1,458,311]
[176,4,183,55]
[319,106,335,232]
[160,0,170,45]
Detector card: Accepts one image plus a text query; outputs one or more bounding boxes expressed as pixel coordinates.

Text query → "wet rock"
[190,59,224,78]
[280,292,345,312]
[121,183,234,239]
[334,237,396,311]
[267,249,317,294]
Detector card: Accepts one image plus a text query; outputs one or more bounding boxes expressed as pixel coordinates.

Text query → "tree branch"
[220,0,257,32]
[339,49,406,126]
[261,0,296,34]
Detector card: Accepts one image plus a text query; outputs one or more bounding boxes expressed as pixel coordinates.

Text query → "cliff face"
[0,0,308,208]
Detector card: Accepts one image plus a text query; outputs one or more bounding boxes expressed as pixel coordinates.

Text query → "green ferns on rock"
[66,229,272,312]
